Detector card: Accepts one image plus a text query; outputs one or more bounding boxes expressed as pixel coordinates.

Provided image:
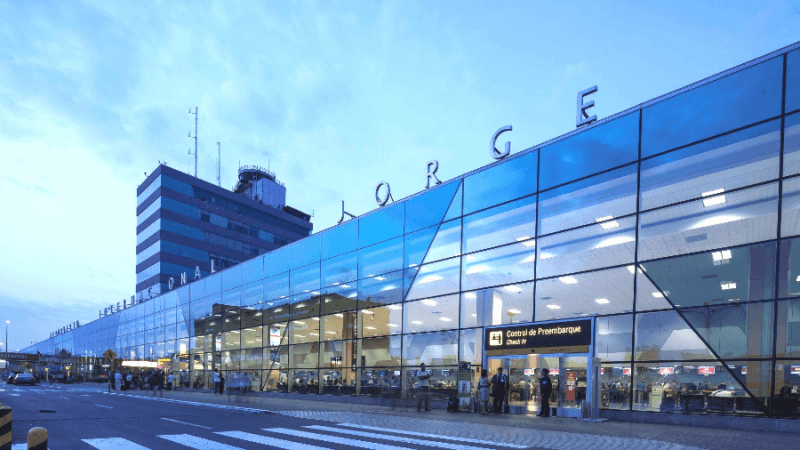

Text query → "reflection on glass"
[359,237,403,279]
[359,202,404,248]
[403,295,459,334]
[595,315,632,362]
[462,242,535,291]
[635,310,713,361]
[463,151,538,215]
[682,302,773,359]
[360,304,402,338]
[421,220,461,264]
[405,258,460,301]
[641,119,781,211]
[638,182,779,262]
[786,49,800,114]
[359,270,403,307]
[461,282,533,328]
[463,195,536,254]
[290,318,319,344]
[361,336,401,366]
[776,299,800,358]
[321,251,357,287]
[781,177,800,238]
[536,267,633,320]
[289,344,320,368]
[404,180,461,234]
[402,331,458,366]
[321,219,358,260]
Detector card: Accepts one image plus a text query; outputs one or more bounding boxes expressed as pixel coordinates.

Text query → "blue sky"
[0,0,797,351]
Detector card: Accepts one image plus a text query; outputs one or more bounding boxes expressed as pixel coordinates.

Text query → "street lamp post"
[5,320,8,352]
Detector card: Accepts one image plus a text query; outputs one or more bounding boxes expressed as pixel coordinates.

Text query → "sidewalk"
[92,384,796,450]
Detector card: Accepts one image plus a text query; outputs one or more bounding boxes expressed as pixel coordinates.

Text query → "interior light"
[296,303,305,309]
[558,276,578,285]
[521,254,537,263]
[408,263,419,268]
[594,236,635,249]
[294,334,305,338]
[596,216,620,230]
[727,298,740,302]
[466,265,490,275]
[293,321,306,326]
[539,252,555,260]
[471,313,477,317]
[419,275,443,284]
[546,305,561,310]
[712,250,733,262]
[375,276,386,281]
[312,317,320,321]
[595,299,610,304]
[795,275,800,282]
[627,265,635,274]
[388,304,402,310]
[325,331,338,335]
[367,274,375,278]
[507,309,522,314]
[311,291,320,296]
[721,282,737,290]
[503,285,523,294]
[364,326,377,330]
[411,320,423,325]
[520,241,536,248]
[464,292,477,300]
[388,323,399,327]
[439,317,452,322]
[332,282,340,286]
[652,292,664,298]
[334,313,343,318]
[362,310,375,315]
[516,236,532,242]
[701,188,726,207]
[422,299,439,307]
[340,284,351,289]
[303,290,310,293]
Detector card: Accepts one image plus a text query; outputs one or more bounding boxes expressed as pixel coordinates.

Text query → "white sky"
[0,0,797,351]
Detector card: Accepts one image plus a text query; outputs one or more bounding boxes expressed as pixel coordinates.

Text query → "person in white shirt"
[114,371,122,391]
[416,363,432,411]
[213,370,220,394]
[167,372,174,390]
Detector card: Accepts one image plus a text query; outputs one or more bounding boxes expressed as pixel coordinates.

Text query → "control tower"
[234,165,286,209]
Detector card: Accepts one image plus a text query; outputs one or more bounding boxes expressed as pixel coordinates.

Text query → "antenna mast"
[217,141,221,187]
[188,107,198,177]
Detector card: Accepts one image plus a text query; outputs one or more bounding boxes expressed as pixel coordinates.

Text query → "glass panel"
[263,247,290,278]
[632,361,769,415]
[290,296,320,320]
[290,234,320,269]
[264,273,289,301]
[787,48,800,113]
[786,113,800,176]
[458,329,483,368]
[358,237,403,279]
[241,327,262,349]
[540,166,636,236]
[559,355,588,411]
[360,304,402,337]
[682,302,774,359]
[221,330,240,350]
[221,265,242,292]
[290,263,320,296]
[404,226,437,269]
[404,180,461,234]
[321,219,358,260]
[402,330,458,366]
[463,195,537,254]
[535,266,633,320]
[641,120,781,211]
[263,323,288,347]
[403,295,459,334]
[361,336,402,367]
[359,202,404,248]
[405,258,461,301]
[537,216,636,279]
[776,299,800,358]
[289,343,320,368]
[463,150,538,215]
[540,112,639,190]
[421,219,461,264]
[460,281,533,328]
[635,310,713,361]
[290,318,319,344]
[599,363,631,410]
[321,311,356,341]
[443,181,463,221]
[642,56,783,157]
[263,298,290,325]
[638,242,777,310]
[321,251,357,287]
[241,282,263,308]
[321,283,358,314]
[595,315,633,362]
[359,270,403,307]
[638,182,779,262]
[137,175,161,205]
[781,176,800,237]
[775,360,800,415]
[241,256,264,285]
[462,242,535,291]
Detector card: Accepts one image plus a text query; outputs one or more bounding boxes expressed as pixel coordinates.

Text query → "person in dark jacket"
[538,368,553,417]
[490,367,510,414]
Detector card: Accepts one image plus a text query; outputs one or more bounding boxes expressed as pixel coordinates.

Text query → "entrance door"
[486,353,589,417]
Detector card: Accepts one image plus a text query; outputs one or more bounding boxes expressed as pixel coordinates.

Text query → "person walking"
[218,370,225,395]
[490,367,509,414]
[167,372,174,390]
[537,368,553,417]
[114,371,122,391]
[477,369,491,415]
[415,363,432,412]
[213,369,220,394]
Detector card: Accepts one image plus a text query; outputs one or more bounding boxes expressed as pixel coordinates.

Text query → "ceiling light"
[293,321,306,326]
[303,290,310,293]
[312,317,320,321]
[340,284,351,289]
[439,317,452,322]
[595,236,635,248]
[334,313,344,318]
[411,320,423,325]
[422,299,438,307]
[367,274,375,278]
[595,299,610,304]
[388,323,399,328]
[701,188,726,207]
[466,265,490,275]
[727,298,740,302]
[712,250,732,262]
[388,304,402,310]
[325,331,338,335]
[296,303,305,309]
[795,275,800,282]
[419,275,443,283]
[503,285,523,293]
[652,292,664,298]
[364,326,377,330]
[521,240,536,248]
[308,332,319,336]
[311,291,319,296]
[721,282,737,290]
[558,276,578,284]
[294,334,305,338]
[471,314,477,317]
[596,216,620,230]
[521,254,537,263]
[546,305,561,310]
[464,292,477,300]
[375,276,386,281]
[332,282,340,286]
[408,263,418,268]
[539,252,555,260]
[362,310,374,315]
[627,265,635,274]
[507,309,522,314]
[516,236,532,242]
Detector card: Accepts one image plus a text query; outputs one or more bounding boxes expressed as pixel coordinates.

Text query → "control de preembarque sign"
[485,319,591,355]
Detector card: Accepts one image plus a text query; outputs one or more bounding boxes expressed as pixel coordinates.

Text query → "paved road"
[0,383,546,449]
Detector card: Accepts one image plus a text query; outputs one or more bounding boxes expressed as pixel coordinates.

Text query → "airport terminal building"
[22,42,800,423]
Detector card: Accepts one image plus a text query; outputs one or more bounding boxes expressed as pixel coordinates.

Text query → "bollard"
[27,427,47,450]
[0,406,11,450]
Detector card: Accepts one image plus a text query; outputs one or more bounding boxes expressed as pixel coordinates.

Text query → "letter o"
[375,181,391,206]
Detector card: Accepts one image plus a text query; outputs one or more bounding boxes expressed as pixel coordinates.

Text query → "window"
[595,315,632,362]
[535,267,633,320]
[462,242,535,291]
[460,281,533,328]
[785,113,800,177]
[321,220,358,260]
[463,195,536,253]
[786,48,800,114]
[463,150,537,215]
[359,202,404,248]
[403,295,459,334]
[404,180,461,234]
[359,237,403,279]
[405,258,460,301]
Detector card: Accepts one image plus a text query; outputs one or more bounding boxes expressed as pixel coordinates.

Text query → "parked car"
[13,373,36,386]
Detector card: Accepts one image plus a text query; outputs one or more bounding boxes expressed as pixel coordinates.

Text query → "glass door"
[558,355,588,417]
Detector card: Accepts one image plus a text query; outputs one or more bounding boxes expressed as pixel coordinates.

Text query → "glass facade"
[24,44,800,419]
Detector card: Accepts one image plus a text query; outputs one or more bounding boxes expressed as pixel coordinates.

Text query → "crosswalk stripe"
[217,430,335,450]
[83,437,152,449]
[12,445,49,450]
[305,425,496,450]
[159,434,245,450]
[337,423,528,449]
[265,428,414,450]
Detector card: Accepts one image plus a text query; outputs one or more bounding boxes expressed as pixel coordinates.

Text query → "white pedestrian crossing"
[83,437,152,449]
[305,425,497,450]
[159,433,246,449]
[216,430,334,450]
[264,427,419,450]
[338,423,529,448]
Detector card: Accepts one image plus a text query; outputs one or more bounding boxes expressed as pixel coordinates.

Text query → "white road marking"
[12,445,50,450]
[306,425,495,450]
[162,417,212,429]
[217,430,334,450]
[83,437,152,449]
[59,396,70,400]
[159,434,245,449]
[265,428,415,450]
[81,394,91,397]
[338,423,529,448]
[108,393,269,413]
[9,393,20,396]
[94,403,114,409]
